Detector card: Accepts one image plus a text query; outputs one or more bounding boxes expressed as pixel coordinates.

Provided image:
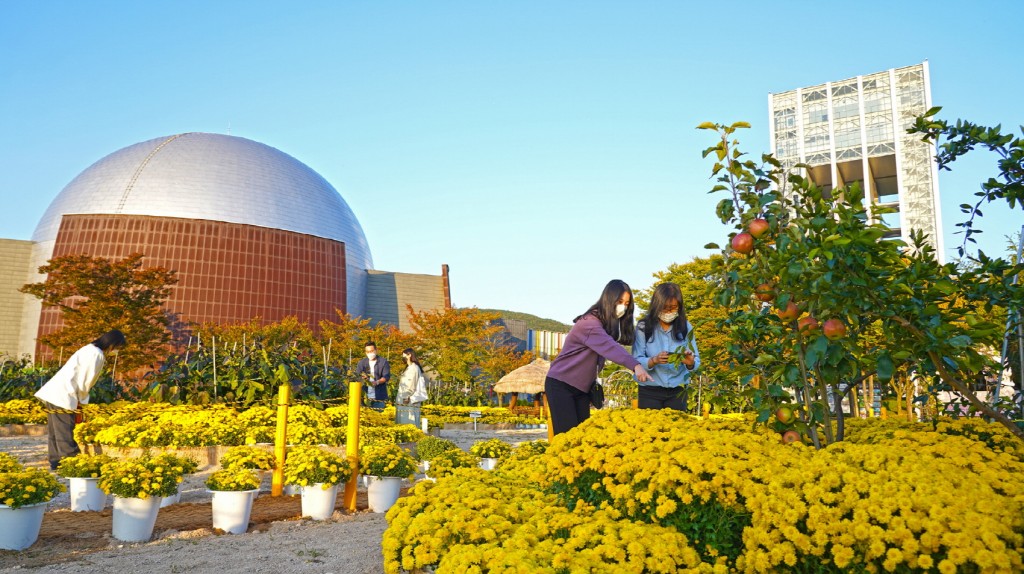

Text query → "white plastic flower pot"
[210,490,257,534]
[160,487,181,508]
[112,496,162,542]
[68,477,107,512]
[366,476,403,513]
[300,483,338,520]
[479,457,498,471]
[0,502,46,550]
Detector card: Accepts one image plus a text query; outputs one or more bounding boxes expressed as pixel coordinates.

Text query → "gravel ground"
[0,427,546,573]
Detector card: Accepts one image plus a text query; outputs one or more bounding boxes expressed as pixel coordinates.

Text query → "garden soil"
[0,428,546,573]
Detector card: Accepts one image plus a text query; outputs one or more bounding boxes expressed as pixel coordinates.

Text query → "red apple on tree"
[775,406,795,424]
[731,232,754,255]
[781,430,802,444]
[754,283,776,302]
[777,301,799,322]
[748,218,770,238]
[797,316,818,333]
[823,318,847,340]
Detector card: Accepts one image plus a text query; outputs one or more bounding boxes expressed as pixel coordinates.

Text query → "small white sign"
[469,411,482,419]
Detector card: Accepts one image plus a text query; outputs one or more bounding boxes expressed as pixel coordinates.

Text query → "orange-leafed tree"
[406,306,531,388]
[21,253,177,375]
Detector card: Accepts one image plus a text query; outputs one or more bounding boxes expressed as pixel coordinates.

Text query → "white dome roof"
[33,132,373,314]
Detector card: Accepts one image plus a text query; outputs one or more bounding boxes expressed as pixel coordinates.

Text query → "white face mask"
[614,304,628,318]
[659,311,678,324]
[366,352,376,360]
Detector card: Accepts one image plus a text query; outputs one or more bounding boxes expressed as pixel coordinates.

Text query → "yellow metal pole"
[343,381,362,512]
[271,384,290,497]
[867,377,875,418]
[543,393,554,441]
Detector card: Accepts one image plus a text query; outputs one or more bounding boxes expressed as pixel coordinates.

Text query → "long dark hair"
[640,283,689,343]
[91,330,126,351]
[402,348,422,368]
[574,279,635,344]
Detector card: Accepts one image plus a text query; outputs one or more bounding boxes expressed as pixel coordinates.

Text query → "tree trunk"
[928,351,1024,442]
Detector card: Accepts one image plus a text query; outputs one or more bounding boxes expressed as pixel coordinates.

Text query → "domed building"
[0,133,449,359]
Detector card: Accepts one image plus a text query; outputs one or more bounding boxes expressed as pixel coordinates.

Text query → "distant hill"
[478,309,570,333]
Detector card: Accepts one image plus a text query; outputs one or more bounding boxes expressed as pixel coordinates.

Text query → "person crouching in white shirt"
[35,330,125,470]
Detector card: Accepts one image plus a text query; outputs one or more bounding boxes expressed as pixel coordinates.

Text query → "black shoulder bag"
[590,381,605,409]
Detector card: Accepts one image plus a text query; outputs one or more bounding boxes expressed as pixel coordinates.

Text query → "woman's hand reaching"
[634,364,653,383]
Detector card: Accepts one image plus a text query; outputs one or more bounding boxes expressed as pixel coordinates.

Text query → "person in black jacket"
[355,341,391,409]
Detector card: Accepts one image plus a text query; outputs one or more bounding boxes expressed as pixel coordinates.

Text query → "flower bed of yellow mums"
[419,405,546,426]
[71,402,423,449]
[218,445,276,471]
[383,409,1024,573]
[0,399,47,425]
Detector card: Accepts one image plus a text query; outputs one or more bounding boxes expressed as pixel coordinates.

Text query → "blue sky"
[1,1,1021,324]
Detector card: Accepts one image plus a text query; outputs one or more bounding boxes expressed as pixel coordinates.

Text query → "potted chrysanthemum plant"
[56,453,115,511]
[205,467,261,534]
[359,443,416,513]
[0,457,65,550]
[469,438,512,470]
[283,445,351,520]
[98,455,186,542]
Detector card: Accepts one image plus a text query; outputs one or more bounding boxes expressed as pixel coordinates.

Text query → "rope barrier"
[13,399,538,425]
[20,392,380,417]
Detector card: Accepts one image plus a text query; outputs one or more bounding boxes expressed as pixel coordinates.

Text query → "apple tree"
[697,121,1024,446]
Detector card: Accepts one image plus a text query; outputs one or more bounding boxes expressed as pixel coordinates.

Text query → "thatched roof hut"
[493,358,550,395]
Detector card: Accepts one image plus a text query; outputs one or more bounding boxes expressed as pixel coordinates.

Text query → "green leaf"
[809,401,827,423]
[704,242,721,250]
[804,336,828,366]
[697,121,717,130]
[876,353,894,381]
[948,335,972,348]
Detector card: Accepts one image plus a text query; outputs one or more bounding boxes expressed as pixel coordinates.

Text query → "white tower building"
[768,62,943,260]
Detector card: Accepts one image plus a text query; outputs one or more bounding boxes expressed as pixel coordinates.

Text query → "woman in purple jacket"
[545,280,652,435]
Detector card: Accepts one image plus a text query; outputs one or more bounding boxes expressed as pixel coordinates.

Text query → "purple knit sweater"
[546,313,640,392]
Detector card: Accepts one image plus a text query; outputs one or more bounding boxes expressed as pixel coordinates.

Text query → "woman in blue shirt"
[632,283,700,411]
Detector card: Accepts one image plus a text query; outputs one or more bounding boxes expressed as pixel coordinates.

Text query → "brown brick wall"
[37,214,346,358]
